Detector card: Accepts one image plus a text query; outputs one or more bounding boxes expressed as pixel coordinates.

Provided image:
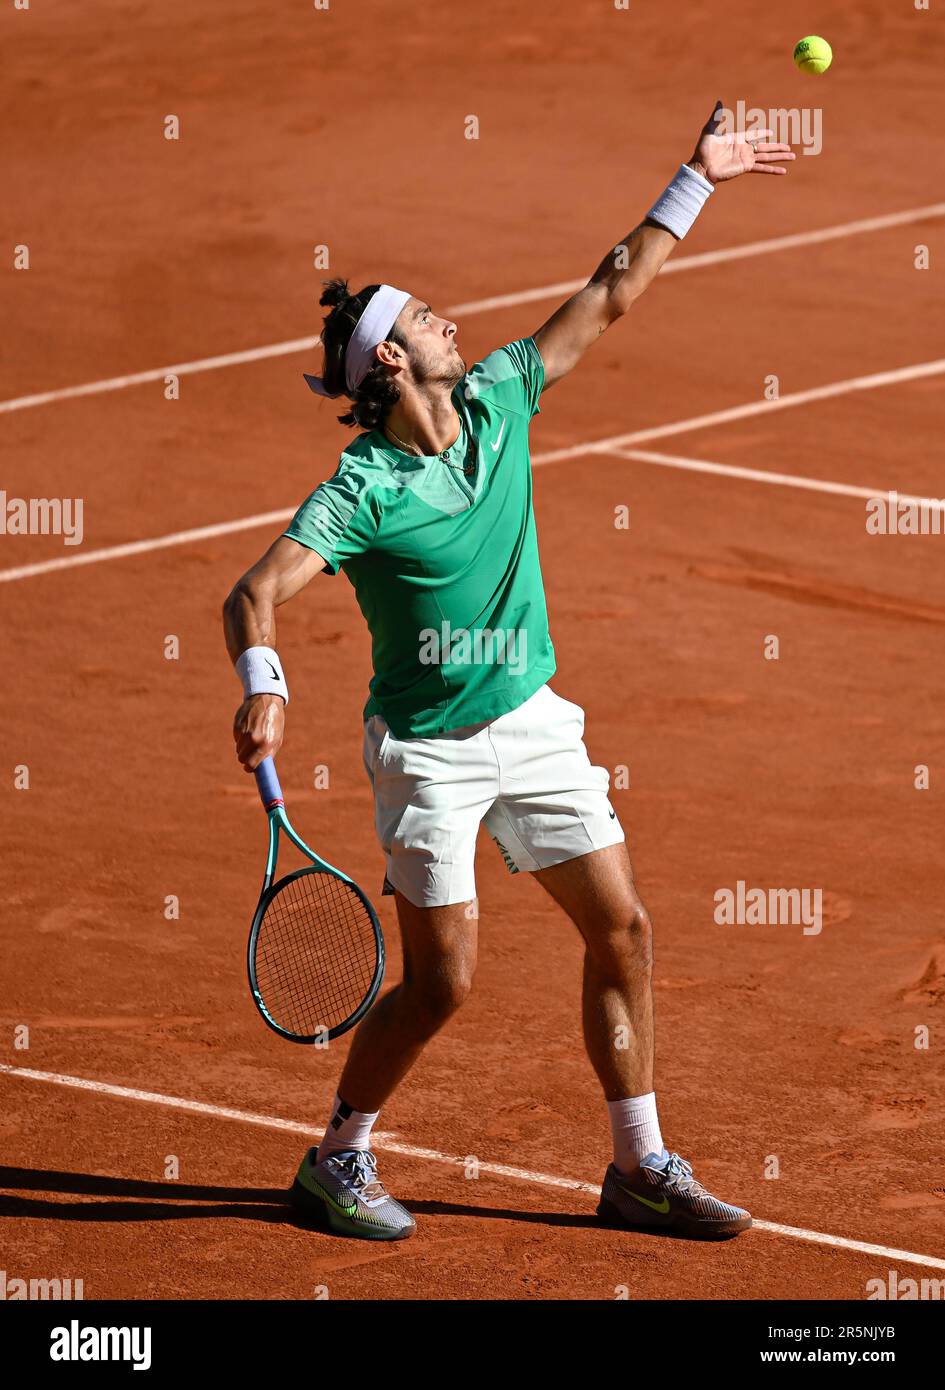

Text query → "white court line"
[2,202,944,417]
[3,357,943,587]
[0,338,320,417]
[610,447,945,508]
[2,1063,943,1270]
[532,358,945,466]
[447,200,945,314]
[0,1063,390,1140]
[0,509,296,585]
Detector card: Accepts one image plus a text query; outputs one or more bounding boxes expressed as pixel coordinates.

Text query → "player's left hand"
[688,99,796,184]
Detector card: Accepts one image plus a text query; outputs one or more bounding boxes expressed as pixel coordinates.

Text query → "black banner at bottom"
[1,1297,939,1373]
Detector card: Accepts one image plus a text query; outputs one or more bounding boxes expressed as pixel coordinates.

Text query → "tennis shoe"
[290,1147,416,1241]
[598,1148,752,1239]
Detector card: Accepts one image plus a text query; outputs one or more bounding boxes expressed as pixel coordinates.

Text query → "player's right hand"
[233,693,285,772]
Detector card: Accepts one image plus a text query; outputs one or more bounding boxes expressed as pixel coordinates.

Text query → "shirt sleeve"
[283,461,379,575]
[463,336,545,419]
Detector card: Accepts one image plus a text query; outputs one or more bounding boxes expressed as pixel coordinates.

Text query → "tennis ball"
[793,35,832,75]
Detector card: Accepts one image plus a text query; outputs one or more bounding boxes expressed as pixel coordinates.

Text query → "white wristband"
[646,163,714,240]
[236,646,289,705]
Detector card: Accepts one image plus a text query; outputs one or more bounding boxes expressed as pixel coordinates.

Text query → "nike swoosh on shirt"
[490,420,506,451]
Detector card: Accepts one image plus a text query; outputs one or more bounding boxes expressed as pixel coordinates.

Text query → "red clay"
[3,0,944,1300]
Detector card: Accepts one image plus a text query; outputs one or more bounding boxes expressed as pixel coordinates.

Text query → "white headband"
[304,284,411,399]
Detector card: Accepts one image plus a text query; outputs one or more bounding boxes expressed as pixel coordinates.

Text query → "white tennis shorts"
[362,683,624,909]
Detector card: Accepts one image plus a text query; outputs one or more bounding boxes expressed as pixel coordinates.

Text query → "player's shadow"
[0,1166,601,1232]
[0,1165,292,1225]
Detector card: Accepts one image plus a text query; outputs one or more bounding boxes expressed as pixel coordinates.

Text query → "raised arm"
[534,101,794,389]
[223,535,327,771]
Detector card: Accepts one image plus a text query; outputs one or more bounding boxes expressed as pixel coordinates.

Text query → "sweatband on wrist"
[235,646,289,705]
[645,164,714,240]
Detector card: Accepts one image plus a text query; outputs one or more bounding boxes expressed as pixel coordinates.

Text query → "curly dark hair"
[317,279,407,430]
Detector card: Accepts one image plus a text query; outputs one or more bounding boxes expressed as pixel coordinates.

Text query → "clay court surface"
[3,0,945,1300]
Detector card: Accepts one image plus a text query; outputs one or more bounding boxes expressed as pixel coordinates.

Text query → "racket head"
[248,866,385,1044]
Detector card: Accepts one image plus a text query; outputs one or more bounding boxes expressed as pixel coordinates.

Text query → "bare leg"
[534,841,654,1100]
[335,891,477,1114]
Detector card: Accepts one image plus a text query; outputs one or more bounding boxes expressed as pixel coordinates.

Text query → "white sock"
[608,1092,664,1175]
[317,1093,380,1160]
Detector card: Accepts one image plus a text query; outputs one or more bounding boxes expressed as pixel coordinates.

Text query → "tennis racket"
[247,756,385,1044]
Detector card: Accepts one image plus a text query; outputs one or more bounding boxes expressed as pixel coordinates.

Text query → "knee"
[628,905,654,970]
[402,961,474,1038]
[588,904,654,977]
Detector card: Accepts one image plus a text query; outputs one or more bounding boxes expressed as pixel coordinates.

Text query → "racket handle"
[255,756,285,811]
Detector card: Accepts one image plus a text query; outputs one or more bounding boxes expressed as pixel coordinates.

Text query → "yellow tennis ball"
[793,35,832,75]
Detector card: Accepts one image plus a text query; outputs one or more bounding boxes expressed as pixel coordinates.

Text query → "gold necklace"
[385,422,423,456]
[384,419,473,473]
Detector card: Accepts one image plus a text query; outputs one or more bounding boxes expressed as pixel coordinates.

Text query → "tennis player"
[224,104,794,1240]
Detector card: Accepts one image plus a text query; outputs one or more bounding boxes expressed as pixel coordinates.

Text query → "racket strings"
[254,871,379,1037]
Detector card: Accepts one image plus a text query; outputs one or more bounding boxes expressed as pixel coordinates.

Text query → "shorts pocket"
[363,715,391,778]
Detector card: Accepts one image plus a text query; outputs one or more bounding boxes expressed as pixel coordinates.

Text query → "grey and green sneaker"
[598,1148,752,1239]
[289,1147,416,1241]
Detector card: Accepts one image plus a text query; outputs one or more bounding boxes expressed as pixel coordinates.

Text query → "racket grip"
[255,756,285,811]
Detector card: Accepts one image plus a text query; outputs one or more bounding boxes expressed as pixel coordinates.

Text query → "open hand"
[689,99,796,184]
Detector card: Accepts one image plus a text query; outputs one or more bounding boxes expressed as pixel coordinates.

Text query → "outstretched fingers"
[750,142,796,174]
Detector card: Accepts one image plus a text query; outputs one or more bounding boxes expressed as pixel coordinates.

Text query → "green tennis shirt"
[284,337,556,737]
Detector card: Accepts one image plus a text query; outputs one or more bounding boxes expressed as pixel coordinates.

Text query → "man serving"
[224,103,793,1240]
